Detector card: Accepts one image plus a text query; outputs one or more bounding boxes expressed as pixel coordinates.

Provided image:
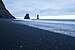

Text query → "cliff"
[0,0,15,19]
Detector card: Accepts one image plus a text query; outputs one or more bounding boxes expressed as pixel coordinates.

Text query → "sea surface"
[12,19,75,37]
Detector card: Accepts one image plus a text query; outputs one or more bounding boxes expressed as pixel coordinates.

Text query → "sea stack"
[24,13,30,19]
[0,0,15,19]
[37,14,39,19]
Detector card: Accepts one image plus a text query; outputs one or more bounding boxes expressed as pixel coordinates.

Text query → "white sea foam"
[12,19,75,37]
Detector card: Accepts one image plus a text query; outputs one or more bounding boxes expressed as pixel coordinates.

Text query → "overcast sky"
[3,0,75,17]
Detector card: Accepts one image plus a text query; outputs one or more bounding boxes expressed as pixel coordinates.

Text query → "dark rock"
[0,0,15,19]
[37,14,39,19]
[24,13,30,19]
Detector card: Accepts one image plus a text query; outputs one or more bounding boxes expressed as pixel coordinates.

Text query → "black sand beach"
[0,19,75,50]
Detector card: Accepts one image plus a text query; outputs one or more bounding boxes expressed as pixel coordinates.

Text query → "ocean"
[12,19,75,37]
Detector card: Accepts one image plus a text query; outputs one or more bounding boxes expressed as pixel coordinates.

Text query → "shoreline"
[0,19,75,50]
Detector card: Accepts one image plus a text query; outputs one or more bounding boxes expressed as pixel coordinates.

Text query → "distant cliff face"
[0,0,15,19]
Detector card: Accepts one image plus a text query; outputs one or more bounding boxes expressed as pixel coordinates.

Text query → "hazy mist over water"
[16,15,75,19]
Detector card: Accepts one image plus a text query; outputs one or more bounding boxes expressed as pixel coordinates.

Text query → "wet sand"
[0,19,75,50]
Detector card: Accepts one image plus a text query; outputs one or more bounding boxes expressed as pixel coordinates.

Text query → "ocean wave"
[12,19,75,37]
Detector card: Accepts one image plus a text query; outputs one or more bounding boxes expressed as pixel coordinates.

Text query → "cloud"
[3,0,75,17]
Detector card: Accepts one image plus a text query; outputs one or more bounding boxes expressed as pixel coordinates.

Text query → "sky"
[2,0,75,19]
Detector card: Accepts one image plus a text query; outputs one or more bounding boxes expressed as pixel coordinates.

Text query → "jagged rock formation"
[37,14,39,19]
[24,13,30,19]
[0,0,15,19]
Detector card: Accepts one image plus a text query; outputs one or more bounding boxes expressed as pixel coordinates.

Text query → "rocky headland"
[0,0,15,19]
